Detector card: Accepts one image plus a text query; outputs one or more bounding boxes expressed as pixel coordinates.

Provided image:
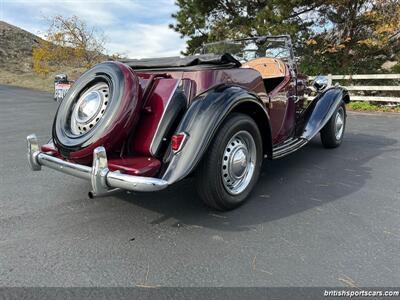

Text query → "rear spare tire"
[52,61,141,163]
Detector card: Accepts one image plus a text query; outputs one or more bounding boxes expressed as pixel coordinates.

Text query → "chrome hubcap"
[221,131,256,195]
[76,91,102,123]
[70,82,110,135]
[231,148,248,178]
[335,107,344,140]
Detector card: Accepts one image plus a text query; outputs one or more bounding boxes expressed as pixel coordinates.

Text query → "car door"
[269,72,297,145]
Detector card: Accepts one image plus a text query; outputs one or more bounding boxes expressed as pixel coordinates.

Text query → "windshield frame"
[198,35,297,76]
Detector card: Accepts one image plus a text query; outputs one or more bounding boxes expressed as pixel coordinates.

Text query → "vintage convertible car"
[27,35,349,211]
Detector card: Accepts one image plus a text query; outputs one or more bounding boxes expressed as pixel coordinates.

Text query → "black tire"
[196,113,263,211]
[320,101,346,148]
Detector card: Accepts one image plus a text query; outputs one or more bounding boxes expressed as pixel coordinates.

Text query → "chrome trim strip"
[27,134,169,193]
[272,138,307,159]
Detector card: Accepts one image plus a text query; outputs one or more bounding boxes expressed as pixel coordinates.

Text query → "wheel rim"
[221,131,257,195]
[334,107,345,140]
[70,82,110,135]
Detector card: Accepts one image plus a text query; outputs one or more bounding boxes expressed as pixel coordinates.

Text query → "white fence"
[308,74,400,103]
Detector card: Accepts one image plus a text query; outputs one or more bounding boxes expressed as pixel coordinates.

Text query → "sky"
[0,0,187,58]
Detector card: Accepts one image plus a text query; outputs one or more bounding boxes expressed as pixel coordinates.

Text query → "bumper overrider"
[27,134,169,196]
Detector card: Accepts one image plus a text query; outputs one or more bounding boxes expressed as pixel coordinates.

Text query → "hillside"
[0,21,54,91]
[0,21,86,92]
[0,21,43,73]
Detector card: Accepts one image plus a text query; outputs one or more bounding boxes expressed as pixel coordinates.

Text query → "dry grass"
[0,70,54,92]
[0,67,87,92]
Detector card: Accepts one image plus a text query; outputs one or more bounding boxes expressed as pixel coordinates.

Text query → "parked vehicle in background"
[27,35,349,211]
[54,74,73,102]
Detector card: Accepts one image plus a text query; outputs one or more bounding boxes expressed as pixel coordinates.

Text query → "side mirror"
[313,75,328,92]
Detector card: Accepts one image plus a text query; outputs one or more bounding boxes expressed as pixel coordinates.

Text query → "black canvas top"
[121,53,241,70]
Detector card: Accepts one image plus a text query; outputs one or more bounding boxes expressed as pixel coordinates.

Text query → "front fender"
[161,85,270,184]
[300,87,349,141]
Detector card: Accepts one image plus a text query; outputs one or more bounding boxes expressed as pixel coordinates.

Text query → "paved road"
[1,84,399,287]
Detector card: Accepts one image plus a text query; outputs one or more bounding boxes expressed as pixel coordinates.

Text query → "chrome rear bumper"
[27,134,168,195]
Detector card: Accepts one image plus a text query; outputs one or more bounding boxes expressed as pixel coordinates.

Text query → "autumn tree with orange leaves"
[300,0,400,74]
[33,15,106,75]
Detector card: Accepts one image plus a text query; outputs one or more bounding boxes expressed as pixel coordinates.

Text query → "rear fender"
[299,87,349,141]
[161,85,271,184]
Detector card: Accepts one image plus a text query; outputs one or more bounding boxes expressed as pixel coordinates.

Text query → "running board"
[272,138,308,159]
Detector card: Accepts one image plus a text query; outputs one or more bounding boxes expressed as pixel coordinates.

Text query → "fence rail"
[307,74,400,103]
[308,74,400,80]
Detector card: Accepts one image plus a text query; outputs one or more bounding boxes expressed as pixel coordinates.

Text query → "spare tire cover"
[52,61,141,163]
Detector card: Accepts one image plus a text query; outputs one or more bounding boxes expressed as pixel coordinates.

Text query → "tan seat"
[242,57,286,79]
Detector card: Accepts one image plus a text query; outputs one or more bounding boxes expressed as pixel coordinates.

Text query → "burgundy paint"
[54,63,299,176]
[265,66,297,144]
[131,78,180,155]
[41,143,61,158]
[131,68,266,155]
[164,68,266,97]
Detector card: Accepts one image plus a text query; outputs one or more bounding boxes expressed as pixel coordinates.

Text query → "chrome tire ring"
[70,82,110,135]
[334,106,345,140]
[221,130,257,195]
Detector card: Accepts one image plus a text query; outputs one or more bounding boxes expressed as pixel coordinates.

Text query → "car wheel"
[320,101,346,148]
[196,113,263,211]
[52,61,141,163]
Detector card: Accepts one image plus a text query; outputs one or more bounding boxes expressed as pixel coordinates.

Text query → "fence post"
[327,74,332,87]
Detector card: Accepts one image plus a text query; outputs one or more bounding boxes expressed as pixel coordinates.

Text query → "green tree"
[169,0,322,55]
[171,0,400,74]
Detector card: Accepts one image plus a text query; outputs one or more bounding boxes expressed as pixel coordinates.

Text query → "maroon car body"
[27,35,349,210]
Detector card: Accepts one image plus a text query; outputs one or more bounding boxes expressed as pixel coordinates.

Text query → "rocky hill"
[0,21,88,91]
[0,21,43,73]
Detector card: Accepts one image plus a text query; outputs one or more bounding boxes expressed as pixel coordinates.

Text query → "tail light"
[171,132,188,153]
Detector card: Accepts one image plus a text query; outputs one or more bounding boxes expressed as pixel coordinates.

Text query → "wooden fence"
[307,74,400,103]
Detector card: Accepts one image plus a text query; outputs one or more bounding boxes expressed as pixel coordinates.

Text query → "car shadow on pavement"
[115,132,398,232]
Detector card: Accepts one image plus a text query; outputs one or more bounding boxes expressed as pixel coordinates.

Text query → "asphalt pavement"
[0,84,399,287]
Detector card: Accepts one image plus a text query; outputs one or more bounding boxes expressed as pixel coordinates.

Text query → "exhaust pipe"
[88,188,123,199]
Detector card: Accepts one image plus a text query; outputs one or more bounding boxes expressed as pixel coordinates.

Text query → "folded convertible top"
[121,53,241,70]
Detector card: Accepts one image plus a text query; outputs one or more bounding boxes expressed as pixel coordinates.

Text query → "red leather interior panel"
[108,156,161,177]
